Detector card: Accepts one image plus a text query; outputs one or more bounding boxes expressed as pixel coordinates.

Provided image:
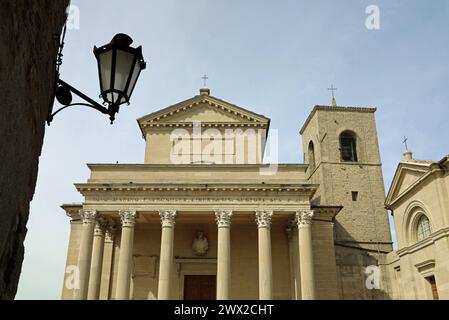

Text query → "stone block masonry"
[0,0,69,299]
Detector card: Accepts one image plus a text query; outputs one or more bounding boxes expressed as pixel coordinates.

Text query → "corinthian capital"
[119,210,139,228]
[159,210,177,228]
[295,210,314,226]
[94,217,108,236]
[105,221,117,242]
[215,210,233,228]
[79,209,97,225]
[255,210,273,228]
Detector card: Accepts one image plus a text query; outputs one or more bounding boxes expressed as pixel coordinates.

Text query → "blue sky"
[16,0,449,299]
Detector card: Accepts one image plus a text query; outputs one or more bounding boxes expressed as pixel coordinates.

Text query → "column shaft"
[74,210,97,300]
[157,210,177,300]
[99,226,115,300]
[216,210,232,300]
[256,210,273,300]
[296,210,315,300]
[87,219,107,300]
[286,224,295,299]
[115,210,138,300]
[292,227,301,299]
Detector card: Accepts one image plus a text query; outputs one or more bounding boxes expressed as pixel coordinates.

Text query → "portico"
[62,163,340,300]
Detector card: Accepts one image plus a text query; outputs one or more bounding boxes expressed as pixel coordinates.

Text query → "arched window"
[340,131,358,162]
[308,141,315,171]
[417,215,432,241]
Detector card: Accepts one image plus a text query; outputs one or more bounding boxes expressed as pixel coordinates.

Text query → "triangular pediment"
[155,102,246,123]
[137,94,270,132]
[385,162,430,206]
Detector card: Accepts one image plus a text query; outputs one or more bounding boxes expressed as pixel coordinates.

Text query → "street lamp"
[47,33,146,124]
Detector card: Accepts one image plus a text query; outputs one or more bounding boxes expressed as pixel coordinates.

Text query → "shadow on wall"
[0,0,69,299]
[333,221,392,300]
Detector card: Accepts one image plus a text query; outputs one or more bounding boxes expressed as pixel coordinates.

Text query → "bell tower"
[300,102,393,299]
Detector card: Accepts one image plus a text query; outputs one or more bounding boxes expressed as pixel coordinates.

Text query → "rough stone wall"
[0,0,68,299]
[335,246,391,299]
[312,221,339,299]
[301,108,392,249]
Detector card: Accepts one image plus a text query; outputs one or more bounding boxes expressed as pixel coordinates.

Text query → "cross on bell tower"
[328,84,338,107]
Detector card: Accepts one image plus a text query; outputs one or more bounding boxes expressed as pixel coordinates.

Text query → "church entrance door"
[183,275,216,300]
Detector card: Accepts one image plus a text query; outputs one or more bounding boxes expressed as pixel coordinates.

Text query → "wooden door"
[427,276,439,300]
[183,275,216,300]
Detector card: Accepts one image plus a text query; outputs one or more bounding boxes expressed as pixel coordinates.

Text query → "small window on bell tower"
[340,131,358,162]
[308,141,315,172]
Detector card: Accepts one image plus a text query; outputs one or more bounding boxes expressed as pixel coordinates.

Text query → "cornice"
[313,105,377,112]
[385,165,439,210]
[75,183,318,195]
[300,105,377,134]
[86,163,309,170]
[311,205,343,221]
[414,259,435,271]
[141,122,268,129]
[61,203,82,220]
[396,226,449,257]
[137,94,270,138]
[385,155,448,209]
[139,95,269,123]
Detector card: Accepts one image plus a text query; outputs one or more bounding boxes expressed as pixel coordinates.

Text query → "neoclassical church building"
[61,88,394,300]
[386,151,449,299]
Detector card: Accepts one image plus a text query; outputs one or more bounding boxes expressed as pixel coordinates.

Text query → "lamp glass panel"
[126,60,142,98]
[114,49,134,94]
[106,92,120,104]
[99,50,112,91]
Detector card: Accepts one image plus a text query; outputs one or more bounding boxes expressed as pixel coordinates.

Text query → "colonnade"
[74,209,316,300]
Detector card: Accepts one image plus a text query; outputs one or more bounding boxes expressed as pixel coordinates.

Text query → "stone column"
[215,209,233,300]
[115,210,138,300]
[157,210,177,300]
[100,223,116,300]
[296,210,315,300]
[87,217,107,300]
[74,209,97,300]
[255,210,273,300]
[286,222,295,299]
[292,223,301,299]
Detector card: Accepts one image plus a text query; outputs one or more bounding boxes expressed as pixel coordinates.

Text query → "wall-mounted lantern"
[47,33,146,124]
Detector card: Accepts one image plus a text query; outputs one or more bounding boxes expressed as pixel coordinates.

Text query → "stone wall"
[0,0,68,299]
[301,106,394,299]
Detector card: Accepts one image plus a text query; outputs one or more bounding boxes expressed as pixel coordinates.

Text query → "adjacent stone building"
[0,0,69,299]
[61,88,393,300]
[386,152,449,300]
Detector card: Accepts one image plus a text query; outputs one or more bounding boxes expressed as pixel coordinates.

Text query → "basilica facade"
[61,88,394,300]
